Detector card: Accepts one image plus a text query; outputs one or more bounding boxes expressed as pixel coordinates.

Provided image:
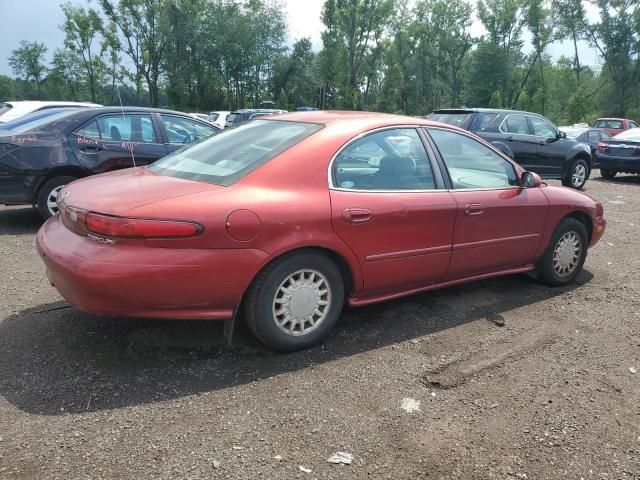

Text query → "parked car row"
[428,108,639,188]
[0,106,219,218]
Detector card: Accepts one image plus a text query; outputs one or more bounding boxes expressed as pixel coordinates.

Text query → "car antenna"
[117,85,136,168]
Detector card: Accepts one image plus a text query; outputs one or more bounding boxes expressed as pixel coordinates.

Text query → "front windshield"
[613,128,640,141]
[0,109,79,134]
[149,120,322,185]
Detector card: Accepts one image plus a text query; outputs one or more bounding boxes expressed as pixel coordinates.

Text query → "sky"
[0,0,602,78]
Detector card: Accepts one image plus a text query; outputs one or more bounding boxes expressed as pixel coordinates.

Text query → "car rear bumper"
[36,215,269,320]
[596,156,640,172]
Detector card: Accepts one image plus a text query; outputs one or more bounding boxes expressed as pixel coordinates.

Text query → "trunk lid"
[61,167,223,216]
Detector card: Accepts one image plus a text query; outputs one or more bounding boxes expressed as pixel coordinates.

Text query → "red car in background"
[592,117,638,136]
[36,112,606,352]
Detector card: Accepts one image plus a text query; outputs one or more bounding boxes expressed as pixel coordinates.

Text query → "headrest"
[378,155,416,177]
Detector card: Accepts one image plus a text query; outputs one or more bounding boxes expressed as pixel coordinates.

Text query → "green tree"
[8,41,48,97]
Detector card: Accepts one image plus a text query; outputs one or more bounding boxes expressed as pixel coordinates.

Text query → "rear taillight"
[60,205,89,236]
[596,142,607,152]
[85,213,203,239]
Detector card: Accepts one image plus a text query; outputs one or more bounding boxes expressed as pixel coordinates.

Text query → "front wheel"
[562,159,590,189]
[537,218,588,286]
[244,251,345,352]
[36,176,78,219]
[600,168,617,179]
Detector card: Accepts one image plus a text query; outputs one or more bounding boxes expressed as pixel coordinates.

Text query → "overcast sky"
[0,0,602,78]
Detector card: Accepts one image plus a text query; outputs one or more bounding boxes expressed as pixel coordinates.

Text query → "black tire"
[562,158,590,189]
[244,251,345,352]
[600,168,617,179]
[36,176,78,219]
[537,218,588,287]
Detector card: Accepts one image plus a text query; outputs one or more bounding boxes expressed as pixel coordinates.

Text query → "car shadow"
[591,173,640,185]
[0,270,593,415]
[0,206,43,235]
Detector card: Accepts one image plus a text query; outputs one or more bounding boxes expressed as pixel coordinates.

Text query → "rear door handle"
[342,208,373,224]
[80,146,102,154]
[464,204,485,216]
[506,136,514,142]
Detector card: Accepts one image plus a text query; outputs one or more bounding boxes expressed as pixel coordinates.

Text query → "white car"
[0,101,102,123]
[188,113,210,122]
[207,111,230,129]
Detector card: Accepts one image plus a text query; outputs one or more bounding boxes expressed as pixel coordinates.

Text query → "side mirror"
[521,171,542,188]
[557,131,566,139]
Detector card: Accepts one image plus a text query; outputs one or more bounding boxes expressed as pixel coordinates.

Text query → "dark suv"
[225,109,287,128]
[428,108,593,189]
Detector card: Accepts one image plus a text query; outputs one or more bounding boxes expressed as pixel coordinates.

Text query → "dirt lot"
[0,174,639,480]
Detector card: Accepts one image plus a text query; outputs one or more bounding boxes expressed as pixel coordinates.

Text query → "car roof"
[594,117,628,121]
[0,101,102,123]
[262,110,450,129]
[431,107,542,116]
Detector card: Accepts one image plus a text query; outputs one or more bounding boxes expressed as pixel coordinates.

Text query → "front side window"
[429,129,518,189]
[333,129,435,191]
[96,114,157,143]
[161,115,217,144]
[529,116,557,138]
[149,120,322,185]
[501,115,530,135]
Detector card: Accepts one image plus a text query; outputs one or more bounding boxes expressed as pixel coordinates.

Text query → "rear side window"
[429,113,473,128]
[587,131,600,142]
[208,113,219,122]
[333,128,435,190]
[429,128,517,189]
[629,121,638,129]
[595,119,623,129]
[149,120,322,185]
[160,115,217,144]
[501,115,530,135]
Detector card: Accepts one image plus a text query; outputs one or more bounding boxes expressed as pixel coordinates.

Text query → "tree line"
[2,0,640,125]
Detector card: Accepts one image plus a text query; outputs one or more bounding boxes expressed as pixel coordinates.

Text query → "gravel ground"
[0,173,639,479]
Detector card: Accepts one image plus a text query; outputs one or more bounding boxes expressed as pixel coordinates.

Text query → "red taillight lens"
[60,205,89,236]
[596,142,607,152]
[85,213,203,239]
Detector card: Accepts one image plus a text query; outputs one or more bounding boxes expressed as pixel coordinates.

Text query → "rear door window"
[470,113,500,131]
[333,128,435,190]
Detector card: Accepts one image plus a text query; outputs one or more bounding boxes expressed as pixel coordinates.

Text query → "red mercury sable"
[37,112,606,351]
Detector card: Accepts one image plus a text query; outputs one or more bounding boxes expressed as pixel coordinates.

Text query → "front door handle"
[464,204,485,216]
[342,208,373,224]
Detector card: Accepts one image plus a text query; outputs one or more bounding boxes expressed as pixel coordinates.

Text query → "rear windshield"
[429,112,473,128]
[612,128,640,141]
[0,109,79,134]
[594,119,623,129]
[149,120,322,185]
[0,104,12,118]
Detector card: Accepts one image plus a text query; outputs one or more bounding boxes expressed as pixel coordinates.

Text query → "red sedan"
[37,112,606,351]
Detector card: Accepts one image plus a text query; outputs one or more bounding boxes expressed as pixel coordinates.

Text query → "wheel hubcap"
[553,232,582,277]
[47,185,65,215]
[272,269,331,336]
[572,164,586,187]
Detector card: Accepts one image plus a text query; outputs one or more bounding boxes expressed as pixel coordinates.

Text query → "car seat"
[110,125,121,141]
[367,155,420,189]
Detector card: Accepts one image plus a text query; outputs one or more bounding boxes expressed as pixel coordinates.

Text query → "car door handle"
[506,136,514,142]
[342,208,373,224]
[80,146,101,154]
[464,204,485,216]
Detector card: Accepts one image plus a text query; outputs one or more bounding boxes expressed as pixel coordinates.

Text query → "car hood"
[60,167,223,216]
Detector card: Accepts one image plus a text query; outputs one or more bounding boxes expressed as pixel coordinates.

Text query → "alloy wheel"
[572,164,587,188]
[46,185,65,216]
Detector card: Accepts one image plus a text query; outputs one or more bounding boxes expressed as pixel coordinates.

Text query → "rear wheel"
[537,218,588,286]
[600,168,617,179]
[244,251,344,352]
[562,159,589,189]
[36,176,78,219]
